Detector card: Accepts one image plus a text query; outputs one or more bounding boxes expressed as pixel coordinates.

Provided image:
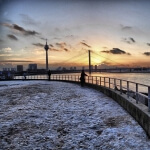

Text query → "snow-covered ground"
[0,80,150,150]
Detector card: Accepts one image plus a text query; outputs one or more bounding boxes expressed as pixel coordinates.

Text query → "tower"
[44,39,49,71]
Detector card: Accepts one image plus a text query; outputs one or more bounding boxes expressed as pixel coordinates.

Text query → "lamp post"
[44,39,49,71]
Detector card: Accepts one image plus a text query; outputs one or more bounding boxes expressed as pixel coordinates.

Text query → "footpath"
[0,81,150,150]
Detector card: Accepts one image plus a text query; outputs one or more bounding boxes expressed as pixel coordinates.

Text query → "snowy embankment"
[0,80,150,150]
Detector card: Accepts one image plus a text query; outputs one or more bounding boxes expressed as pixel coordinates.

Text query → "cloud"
[102,46,108,49]
[122,37,135,44]
[2,47,12,52]
[20,14,40,25]
[50,48,61,52]
[0,47,13,57]
[46,42,70,52]
[0,47,12,56]
[13,24,39,36]
[56,42,66,48]
[80,42,91,48]
[130,38,135,43]
[143,52,150,56]
[65,35,74,38]
[147,43,150,46]
[101,48,131,55]
[0,60,33,62]
[49,44,54,47]
[32,43,44,47]
[32,42,70,52]
[64,48,69,52]
[2,23,39,36]
[55,42,70,52]
[121,25,132,30]
[53,37,61,40]
[65,35,77,40]
[7,34,18,41]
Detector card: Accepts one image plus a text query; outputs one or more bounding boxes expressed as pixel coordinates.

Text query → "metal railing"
[14,74,150,111]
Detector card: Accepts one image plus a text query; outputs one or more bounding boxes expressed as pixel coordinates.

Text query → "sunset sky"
[0,0,150,70]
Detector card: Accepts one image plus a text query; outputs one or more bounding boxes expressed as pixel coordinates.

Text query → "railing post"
[100,77,101,86]
[136,83,138,104]
[114,78,116,91]
[109,78,110,89]
[120,80,122,94]
[96,76,97,85]
[127,81,129,98]
[148,86,150,112]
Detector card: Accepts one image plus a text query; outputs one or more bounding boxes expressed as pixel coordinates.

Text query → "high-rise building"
[28,64,37,71]
[17,65,23,72]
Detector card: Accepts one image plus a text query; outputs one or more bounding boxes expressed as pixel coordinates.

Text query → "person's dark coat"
[80,70,87,86]
[48,70,51,81]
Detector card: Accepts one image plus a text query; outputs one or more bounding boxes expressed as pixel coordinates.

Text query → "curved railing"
[14,74,150,111]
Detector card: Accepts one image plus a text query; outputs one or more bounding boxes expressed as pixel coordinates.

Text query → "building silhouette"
[28,64,37,71]
[17,65,23,72]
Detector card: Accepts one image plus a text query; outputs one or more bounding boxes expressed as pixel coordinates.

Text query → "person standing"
[23,72,26,80]
[48,70,51,81]
[80,69,87,87]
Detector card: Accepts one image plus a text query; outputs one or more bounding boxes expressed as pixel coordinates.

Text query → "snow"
[0,80,150,150]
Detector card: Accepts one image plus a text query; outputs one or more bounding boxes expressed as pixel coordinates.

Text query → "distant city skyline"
[0,0,150,70]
